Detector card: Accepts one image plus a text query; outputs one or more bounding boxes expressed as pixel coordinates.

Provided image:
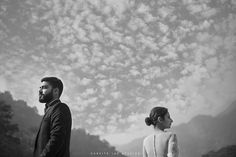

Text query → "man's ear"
[53,88,59,97]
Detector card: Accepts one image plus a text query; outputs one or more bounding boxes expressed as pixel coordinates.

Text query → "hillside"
[0,91,41,128]
[0,91,126,157]
[202,145,236,157]
[116,102,236,157]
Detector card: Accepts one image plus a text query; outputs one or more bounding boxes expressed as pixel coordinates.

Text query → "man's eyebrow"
[40,85,48,88]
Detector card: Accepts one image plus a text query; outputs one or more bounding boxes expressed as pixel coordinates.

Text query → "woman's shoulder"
[158,131,177,142]
[143,132,177,142]
[143,134,154,144]
[165,131,177,136]
[164,131,178,146]
[169,132,178,142]
[167,131,177,138]
[144,134,154,140]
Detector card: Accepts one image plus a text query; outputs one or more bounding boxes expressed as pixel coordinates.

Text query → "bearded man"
[34,77,72,157]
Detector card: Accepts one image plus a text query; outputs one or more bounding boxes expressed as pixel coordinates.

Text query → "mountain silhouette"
[202,145,236,157]
[116,102,236,157]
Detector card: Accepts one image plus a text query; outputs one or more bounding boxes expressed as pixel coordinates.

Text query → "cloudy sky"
[0,0,236,145]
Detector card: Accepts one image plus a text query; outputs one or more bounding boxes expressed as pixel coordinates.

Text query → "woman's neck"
[154,126,165,133]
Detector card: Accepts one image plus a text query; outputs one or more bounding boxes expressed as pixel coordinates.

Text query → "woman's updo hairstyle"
[145,107,168,126]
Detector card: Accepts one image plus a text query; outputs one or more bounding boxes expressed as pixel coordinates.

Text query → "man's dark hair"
[41,77,63,97]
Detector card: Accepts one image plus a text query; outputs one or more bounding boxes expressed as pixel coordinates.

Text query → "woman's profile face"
[162,112,173,129]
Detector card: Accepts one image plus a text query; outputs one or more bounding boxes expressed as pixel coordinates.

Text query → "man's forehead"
[41,81,51,86]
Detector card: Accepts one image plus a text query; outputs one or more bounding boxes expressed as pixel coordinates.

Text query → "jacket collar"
[45,99,60,113]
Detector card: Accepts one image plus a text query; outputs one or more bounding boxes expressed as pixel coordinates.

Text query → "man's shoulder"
[50,102,71,122]
[52,101,71,114]
[58,102,70,110]
[58,102,69,107]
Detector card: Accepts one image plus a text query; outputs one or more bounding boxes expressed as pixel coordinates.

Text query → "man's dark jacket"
[34,100,72,157]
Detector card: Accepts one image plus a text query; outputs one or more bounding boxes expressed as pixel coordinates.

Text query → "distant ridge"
[116,101,236,157]
[202,145,236,157]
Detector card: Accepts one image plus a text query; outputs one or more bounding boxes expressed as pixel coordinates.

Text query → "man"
[34,77,72,157]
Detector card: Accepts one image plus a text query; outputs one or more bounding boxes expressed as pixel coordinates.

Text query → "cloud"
[106,124,117,133]
[117,103,123,113]
[137,3,150,14]
[0,76,8,92]
[97,79,110,87]
[74,97,98,112]
[129,66,141,76]
[196,32,211,42]
[201,7,218,18]
[122,37,136,48]
[102,99,112,107]
[108,31,123,43]
[160,45,178,61]
[187,3,204,14]
[128,17,146,31]
[158,6,174,18]
[137,33,159,50]
[104,0,131,16]
[81,88,97,98]
[205,57,218,71]
[79,78,92,86]
[198,20,212,30]
[136,78,150,86]
[111,91,121,99]
[159,22,169,33]
[143,66,163,80]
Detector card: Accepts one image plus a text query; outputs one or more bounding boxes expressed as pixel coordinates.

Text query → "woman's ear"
[157,116,163,123]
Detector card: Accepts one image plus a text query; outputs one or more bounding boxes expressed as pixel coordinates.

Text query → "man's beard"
[39,91,53,103]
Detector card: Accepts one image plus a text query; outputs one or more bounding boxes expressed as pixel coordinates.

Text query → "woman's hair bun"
[145,117,153,126]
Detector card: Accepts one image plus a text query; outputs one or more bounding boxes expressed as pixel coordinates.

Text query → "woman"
[143,107,179,157]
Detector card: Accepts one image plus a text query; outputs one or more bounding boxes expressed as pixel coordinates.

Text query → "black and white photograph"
[0,0,236,157]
